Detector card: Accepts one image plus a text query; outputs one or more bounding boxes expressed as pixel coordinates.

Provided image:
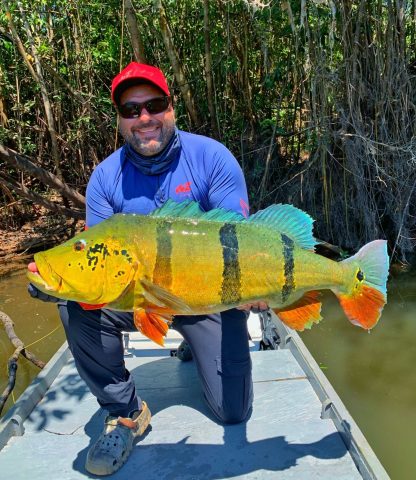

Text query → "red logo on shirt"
[175,181,192,194]
[240,198,249,218]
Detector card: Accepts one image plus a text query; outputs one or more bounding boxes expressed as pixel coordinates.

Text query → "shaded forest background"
[0,0,415,264]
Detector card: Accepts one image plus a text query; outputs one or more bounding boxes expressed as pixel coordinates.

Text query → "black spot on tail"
[357,270,364,281]
[152,220,172,288]
[281,234,295,302]
[219,223,242,304]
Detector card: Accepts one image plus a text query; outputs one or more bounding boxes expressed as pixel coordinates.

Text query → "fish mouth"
[27,270,62,292]
[27,255,63,295]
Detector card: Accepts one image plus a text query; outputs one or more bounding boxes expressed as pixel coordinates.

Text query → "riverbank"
[0,212,84,277]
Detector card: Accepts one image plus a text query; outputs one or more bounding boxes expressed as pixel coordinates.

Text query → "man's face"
[118,84,176,156]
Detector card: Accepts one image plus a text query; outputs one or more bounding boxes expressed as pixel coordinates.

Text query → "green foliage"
[0,0,415,261]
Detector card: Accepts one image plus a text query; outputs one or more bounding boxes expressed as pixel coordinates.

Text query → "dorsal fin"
[248,204,316,250]
[150,199,244,223]
[151,200,315,250]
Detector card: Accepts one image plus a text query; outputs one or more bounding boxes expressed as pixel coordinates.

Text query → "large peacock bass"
[27,201,389,345]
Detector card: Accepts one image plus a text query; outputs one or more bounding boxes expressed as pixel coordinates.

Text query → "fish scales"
[74,216,300,310]
[152,219,173,289]
[237,225,344,307]
[218,223,242,304]
[235,223,284,304]
[140,218,344,311]
[159,218,225,307]
[27,200,390,346]
[150,219,287,310]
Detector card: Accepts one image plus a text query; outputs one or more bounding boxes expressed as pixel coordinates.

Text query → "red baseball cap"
[111,62,170,105]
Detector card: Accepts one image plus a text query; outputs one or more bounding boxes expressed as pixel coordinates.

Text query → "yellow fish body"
[27,201,389,345]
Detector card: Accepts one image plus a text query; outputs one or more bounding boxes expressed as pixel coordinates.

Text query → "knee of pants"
[217,405,251,425]
[215,358,253,424]
[218,380,253,424]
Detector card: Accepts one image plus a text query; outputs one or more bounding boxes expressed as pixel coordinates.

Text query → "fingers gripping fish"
[27,201,390,346]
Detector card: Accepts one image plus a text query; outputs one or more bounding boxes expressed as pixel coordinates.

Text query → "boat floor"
[0,318,363,479]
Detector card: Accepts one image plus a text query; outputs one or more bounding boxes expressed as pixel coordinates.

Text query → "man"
[30,63,258,476]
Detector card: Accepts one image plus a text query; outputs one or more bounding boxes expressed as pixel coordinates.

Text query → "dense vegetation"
[0,0,415,263]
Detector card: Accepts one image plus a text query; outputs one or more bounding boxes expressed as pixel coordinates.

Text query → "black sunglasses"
[117,96,171,119]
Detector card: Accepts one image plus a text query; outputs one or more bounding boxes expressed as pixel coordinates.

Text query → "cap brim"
[113,79,168,105]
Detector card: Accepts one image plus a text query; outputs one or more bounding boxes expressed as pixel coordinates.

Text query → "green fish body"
[28,201,390,345]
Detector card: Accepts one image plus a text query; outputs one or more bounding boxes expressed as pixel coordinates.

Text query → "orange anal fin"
[336,284,386,330]
[79,302,107,310]
[133,309,170,346]
[274,291,322,331]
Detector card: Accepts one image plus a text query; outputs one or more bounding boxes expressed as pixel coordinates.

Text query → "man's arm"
[204,147,248,218]
[85,165,115,227]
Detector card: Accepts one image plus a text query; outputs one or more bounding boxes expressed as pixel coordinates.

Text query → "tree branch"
[124,0,147,63]
[0,144,85,208]
[0,173,84,219]
[0,310,46,416]
[154,0,201,127]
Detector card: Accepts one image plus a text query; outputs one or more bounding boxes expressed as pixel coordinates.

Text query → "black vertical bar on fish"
[281,233,295,302]
[152,220,173,289]
[219,223,242,304]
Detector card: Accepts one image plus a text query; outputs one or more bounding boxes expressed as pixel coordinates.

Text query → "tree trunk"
[154,0,201,128]
[5,2,63,180]
[124,0,147,63]
[203,0,220,138]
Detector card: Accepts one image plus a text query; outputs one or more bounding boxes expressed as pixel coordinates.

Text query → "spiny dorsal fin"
[150,199,244,223]
[248,204,316,250]
[151,200,315,250]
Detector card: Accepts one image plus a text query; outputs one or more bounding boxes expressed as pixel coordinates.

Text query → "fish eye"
[74,239,87,252]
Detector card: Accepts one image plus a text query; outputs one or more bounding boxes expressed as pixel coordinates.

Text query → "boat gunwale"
[268,311,390,480]
[0,341,71,451]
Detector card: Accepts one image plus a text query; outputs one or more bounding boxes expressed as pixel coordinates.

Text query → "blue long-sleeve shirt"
[86,130,249,227]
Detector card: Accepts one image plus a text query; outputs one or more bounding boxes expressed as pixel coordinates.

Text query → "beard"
[119,117,176,157]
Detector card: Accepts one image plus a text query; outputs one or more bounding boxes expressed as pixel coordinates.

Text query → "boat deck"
[0,314,389,479]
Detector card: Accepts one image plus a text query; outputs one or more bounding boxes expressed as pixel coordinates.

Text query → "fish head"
[27,226,138,304]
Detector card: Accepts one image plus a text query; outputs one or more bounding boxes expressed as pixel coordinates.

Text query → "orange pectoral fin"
[79,302,107,310]
[274,291,322,331]
[133,309,170,346]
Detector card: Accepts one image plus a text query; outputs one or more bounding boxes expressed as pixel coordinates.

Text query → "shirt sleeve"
[85,166,115,227]
[206,143,250,217]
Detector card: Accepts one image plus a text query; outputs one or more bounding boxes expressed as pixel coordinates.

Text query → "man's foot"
[85,401,151,476]
[177,340,193,362]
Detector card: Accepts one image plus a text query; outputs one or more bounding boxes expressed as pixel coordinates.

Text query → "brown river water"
[0,268,415,479]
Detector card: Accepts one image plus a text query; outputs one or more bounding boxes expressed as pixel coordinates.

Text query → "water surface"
[300,271,416,479]
[0,270,65,414]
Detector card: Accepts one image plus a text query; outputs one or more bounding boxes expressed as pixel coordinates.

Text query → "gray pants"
[59,302,253,424]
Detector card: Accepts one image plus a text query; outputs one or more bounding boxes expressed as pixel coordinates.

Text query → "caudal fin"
[335,240,389,330]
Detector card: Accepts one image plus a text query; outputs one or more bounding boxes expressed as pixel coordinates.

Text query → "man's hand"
[28,283,61,303]
[237,301,269,313]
